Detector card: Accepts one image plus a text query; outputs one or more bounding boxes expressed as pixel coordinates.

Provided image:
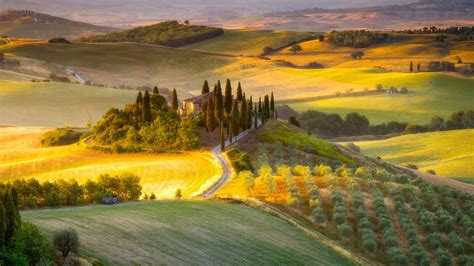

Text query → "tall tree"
[171,88,178,111]
[236,82,243,101]
[202,80,210,94]
[136,91,143,105]
[410,61,414,72]
[231,99,240,142]
[0,201,6,247]
[220,124,225,152]
[142,91,152,122]
[417,63,421,72]
[270,92,275,119]
[214,85,223,122]
[3,187,20,245]
[206,98,217,132]
[258,97,263,124]
[240,94,248,131]
[153,86,159,95]
[224,79,233,117]
[247,96,253,129]
[264,95,270,121]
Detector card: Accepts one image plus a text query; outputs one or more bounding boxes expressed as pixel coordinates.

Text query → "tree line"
[199,79,275,151]
[327,30,389,48]
[0,173,142,209]
[291,109,474,138]
[93,86,200,152]
[79,21,224,47]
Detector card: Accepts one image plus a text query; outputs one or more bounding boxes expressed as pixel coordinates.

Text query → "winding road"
[201,129,252,198]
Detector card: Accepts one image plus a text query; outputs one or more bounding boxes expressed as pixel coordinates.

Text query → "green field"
[287,68,474,124]
[23,200,354,265]
[184,29,312,56]
[351,129,474,183]
[0,81,136,127]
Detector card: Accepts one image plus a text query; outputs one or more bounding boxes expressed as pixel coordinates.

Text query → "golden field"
[0,127,222,198]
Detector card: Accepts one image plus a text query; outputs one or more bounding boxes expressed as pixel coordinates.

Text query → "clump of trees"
[428,61,455,72]
[1,173,142,209]
[93,88,200,152]
[328,30,388,48]
[79,21,224,47]
[289,44,303,54]
[296,108,474,138]
[53,228,80,262]
[0,185,55,264]
[41,127,83,147]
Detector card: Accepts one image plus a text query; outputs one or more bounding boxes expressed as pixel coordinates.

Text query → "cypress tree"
[417,63,421,72]
[240,94,248,131]
[264,95,270,121]
[236,82,243,101]
[220,124,225,152]
[206,98,217,132]
[3,187,20,245]
[270,92,275,119]
[214,85,223,122]
[410,61,414,72]
[224,79,233,117]
[153,86,159,95]
[231,99,240,141]
[0,200,6,247]
[136,91,143,105]
[171,88,178,111]
[254,102,258,128]
[202,80,210,94]
[142,91,152,122]
[247,96,253,129]
[258,97,263,123]
[201,99,208,116]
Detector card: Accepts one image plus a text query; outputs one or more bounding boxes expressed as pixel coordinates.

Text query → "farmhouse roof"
[183,92,213,104]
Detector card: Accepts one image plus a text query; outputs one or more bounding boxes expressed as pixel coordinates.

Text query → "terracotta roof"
[182,92,213,104]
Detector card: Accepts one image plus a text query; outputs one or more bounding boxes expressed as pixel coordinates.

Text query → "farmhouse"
[179,92,214,116]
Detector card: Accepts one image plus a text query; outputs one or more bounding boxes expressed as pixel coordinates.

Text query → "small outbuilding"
[101,196,120,205]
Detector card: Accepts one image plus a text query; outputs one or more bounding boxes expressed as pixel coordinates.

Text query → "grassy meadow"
[184,29,312,56]
[0,23,113,39]
[0,81,137,127]
[287,69,474,124]
[22,200,354,265]
[0,127,222,198]
[350,129,474,183]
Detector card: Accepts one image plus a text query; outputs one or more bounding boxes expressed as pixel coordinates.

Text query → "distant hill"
[79,21,224,47]
[0,10,115,39]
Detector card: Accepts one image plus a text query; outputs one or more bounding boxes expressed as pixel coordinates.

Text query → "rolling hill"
[22,200,355,265]
[0,10,115,39]
[350,129,474,183]
[0,127,222,198]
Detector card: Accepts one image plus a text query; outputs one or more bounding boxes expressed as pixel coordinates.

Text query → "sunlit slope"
[0,81,136,127]
[269,34,474,72]
[352,129,474,182]
[184,29,312,56]
[0,23,113,39]
[288,69,474,124]
[0,127,222,198]
[23,200,354,265]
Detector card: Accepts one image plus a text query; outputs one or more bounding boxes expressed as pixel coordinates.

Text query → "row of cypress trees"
[200,79,276,151]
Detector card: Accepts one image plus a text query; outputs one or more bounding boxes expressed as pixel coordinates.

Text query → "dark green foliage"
[428,61,455,72]
[328,30,388,48]
[10,222,54,264]
[435,249,452,266]
[270,92,275,119]
[48,38,71,44]
[171,88,178,111]
[142,91,152,123]
[289,116,300,127]
[2,174,142,209]
[224,79,233,117]
[206,97,217,132]
[41,128,83,147]
[214,83,224,122]
[312,207,326,224]
[226,148,253,172]
[80,21,224,47]
[231,99,240,140]
[202,80,210,94]
[53,228,80,258]
[240,94,248,131]
[410,61,414,72]
[236,82,243,101]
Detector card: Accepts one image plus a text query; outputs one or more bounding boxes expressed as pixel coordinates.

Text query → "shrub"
[312,207,326,224]
[435,249,452,266]
[226,148,254,172]
[338,223,353,238]
[48,38,71,44]
[427,233,442,250]
[41,128,83,147]
[53,228,80,259]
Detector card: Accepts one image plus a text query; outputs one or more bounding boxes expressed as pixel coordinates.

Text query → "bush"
[427,233,442,250]
[226,148,254,172]
[53,228,80,258]
[312,207,326,224]
[48,38,71,44]
[338,223,352,238]
[41,128,83,146]
[435,249,452,266]
[10,222,54,264]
